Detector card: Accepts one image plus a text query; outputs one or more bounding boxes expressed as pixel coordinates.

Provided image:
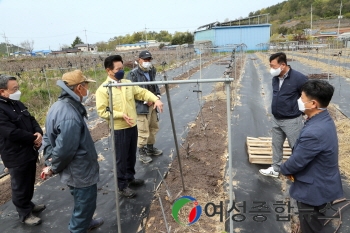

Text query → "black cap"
[139,51,152,59]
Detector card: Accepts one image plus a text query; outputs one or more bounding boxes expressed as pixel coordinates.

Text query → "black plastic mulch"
[0,60,229,233]
[225,54,350,233]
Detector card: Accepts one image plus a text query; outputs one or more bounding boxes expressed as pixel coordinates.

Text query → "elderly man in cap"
[42,70,103,233]
[0,74,44,226]
[96,55,163,198]
[127,50,162,164]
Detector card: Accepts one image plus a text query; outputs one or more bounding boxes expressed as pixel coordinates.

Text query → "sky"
[0,0,284,51]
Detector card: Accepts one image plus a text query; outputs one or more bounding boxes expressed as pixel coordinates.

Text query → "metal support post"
[199,46,202,102]
[107,84,122,233]
[163,74,186,191]
[328,44,330,82]
[226,81,233,233]
[103,76,235,230]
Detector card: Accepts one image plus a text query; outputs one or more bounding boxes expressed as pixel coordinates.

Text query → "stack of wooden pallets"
[246,137,292,164]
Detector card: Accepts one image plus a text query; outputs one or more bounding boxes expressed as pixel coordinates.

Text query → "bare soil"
[145,84,231,233]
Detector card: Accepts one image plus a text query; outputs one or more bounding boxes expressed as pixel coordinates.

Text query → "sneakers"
[146,144,163,156]
[259,167,279,178]
[88,217,104,231]
[118,187,136,198]
[23,213,42,226]
[32,204,46,213]
[128,179,145,187]
[139,147,152,164]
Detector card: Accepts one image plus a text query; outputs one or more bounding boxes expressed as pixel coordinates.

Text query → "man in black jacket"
[127,51,162,164]
[0,74,45,226]
[259,52,308,178]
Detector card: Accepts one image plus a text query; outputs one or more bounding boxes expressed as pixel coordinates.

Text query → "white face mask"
[141,62,152,70]
[298,97,317,113]
[82,90,89,102]
[9,90,21,100]
[298,97,327,113]
[270,66,282,76]
[80,86,89,103]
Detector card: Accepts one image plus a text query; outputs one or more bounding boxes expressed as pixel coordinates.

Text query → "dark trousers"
[297,201,327,233]
[114,126,137,190]
[8,159,36,222]
[68,184,97,233]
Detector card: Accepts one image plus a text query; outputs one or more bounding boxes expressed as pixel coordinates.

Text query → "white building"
[75,44,98,52]
[115,40,170,51]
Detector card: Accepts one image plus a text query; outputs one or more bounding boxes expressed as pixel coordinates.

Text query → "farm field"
[1,47,350,233]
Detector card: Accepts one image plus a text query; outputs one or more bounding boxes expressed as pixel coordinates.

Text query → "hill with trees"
[249,0,350,35]
[0,43,25,56]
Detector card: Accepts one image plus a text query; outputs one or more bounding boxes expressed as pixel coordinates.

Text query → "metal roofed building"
[74,44,98,52]
[194,14,271,51]
[115,40,170,51]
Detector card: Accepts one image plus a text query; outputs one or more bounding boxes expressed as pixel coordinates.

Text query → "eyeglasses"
[142,58,152,62]
[8,86,20,92]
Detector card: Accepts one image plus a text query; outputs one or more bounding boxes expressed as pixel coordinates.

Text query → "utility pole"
[84,29,89,52]
[144,25,148,48]
[310,5,312,36]
[2,33,10,57]
[337,1,343,36]
[311,4,313,44]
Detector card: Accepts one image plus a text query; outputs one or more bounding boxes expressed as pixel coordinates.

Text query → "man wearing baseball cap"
[42,70,104,232]
[127,50,163,164]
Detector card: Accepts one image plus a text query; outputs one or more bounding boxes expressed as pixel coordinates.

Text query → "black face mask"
[114,70,124,80]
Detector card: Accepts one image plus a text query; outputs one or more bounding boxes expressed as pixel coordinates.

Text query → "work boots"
[139,147,152,164]
[32,204,46,213]
[146,144,163,156]
[23,213,42,226]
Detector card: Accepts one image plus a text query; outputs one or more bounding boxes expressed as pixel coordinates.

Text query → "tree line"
[249,0,349,36]
[95,30,193,51]
[250,0,349,24]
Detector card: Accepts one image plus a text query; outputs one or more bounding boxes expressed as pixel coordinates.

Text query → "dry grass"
[328,104,350,180]
[256,51,350,79]
[255,53,270,70]
[288,51,350,79]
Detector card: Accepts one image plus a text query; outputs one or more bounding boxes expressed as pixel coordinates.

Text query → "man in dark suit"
[280,80,343,233]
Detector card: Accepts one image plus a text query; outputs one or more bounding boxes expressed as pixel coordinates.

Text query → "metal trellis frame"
[103,77,234,233]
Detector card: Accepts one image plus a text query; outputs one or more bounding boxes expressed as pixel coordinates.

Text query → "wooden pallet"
[247,137,292,164]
